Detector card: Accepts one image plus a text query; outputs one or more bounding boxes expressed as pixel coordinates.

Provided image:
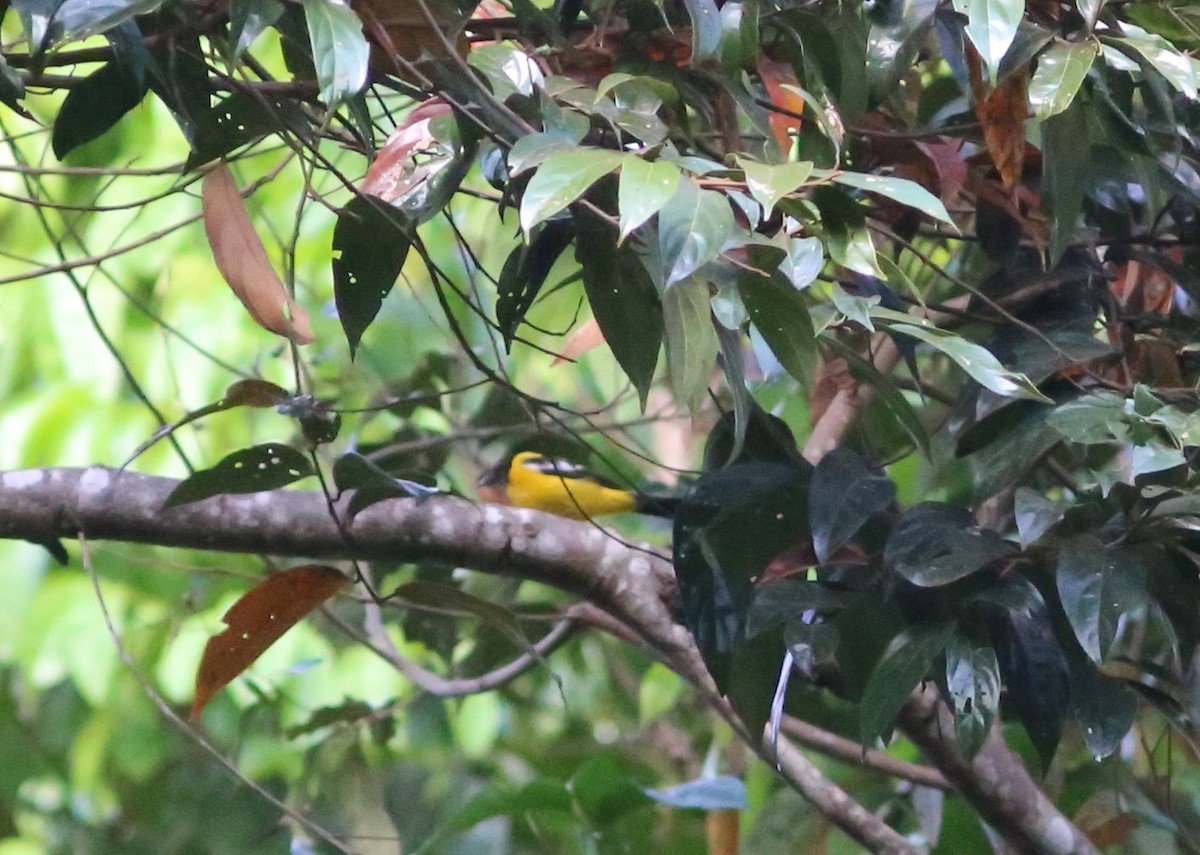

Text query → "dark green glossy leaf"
[52,60,146,159]
[954,0,1022,80]
[332,194,412,358]
[1013,487,1065,550]
[495,219,574,351]
[1042,91,1091,264]
[186,90,310,170]
[884,503,1015,587]
[811,184,882,277]
[747,579,848,637]
[332,451,439,518]
[808,448,895,564]
[988,606,1068,767]
[944,636,999,760]
[1056,535,1149,662]
[1068,652,1138,759]
[569,754,653,827]
[520,148,623,232]
[859,622,955,745]
[20,0,161,51]
[657,179,735,287]
[673,459,812,691]
[662,276,718,412]
[302,0,369,108]
[828,170,953,226]
[0,56,26,115]
[164,443,313,507]
[575,207,662,409]
[644,775,747,810]
[146,33,212,141]
[230,0,283,56]
[740,271,817,391]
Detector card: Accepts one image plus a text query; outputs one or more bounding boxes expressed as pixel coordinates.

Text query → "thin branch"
[781,716,950,791]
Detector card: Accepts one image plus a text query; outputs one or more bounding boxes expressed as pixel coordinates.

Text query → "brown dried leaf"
[202,164,315,345]
[552,316,605,365]
[191,564,348,719]
[967,47,1028,189]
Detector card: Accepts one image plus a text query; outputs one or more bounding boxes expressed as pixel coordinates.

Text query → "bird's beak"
[476,460,507,488]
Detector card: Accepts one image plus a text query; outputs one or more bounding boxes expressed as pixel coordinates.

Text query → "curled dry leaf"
[757,58,804,154]
[967,46,1028,190]
[191,564,348,719]
[202,163,315,345]
[362,97,452,202]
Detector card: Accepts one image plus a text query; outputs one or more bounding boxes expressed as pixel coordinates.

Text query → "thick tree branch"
[0,467,1093,854]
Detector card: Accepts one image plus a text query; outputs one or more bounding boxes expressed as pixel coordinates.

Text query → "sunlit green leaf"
[1108,25,1197,98]
[302,0,369,108]
[827,170,954,226]
[618,156,680,242]
[952,0,1023,80]
[520,148,623,233]
[1029,40,1098,120]
[736,157,813,219]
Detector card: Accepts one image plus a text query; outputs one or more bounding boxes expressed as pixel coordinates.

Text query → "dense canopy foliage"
[3,0,1200,852]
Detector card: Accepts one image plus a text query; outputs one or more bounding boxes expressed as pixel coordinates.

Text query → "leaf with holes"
[164,443,314,508]
[191,564,347,718]
[332,194,412,357]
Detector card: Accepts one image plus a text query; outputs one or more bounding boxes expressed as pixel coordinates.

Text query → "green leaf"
[301,0,369,108]
[230,0,283,57]
[570,754,653,827]
[1013,487,1065,549]
[747,579,848,637]
[644,776,748,810]
[811,185,883,278]
[575,208,662,408]
[1109,26,1197,98]
[1068,652,1137,759]
[164,443,314,507]
[1042,91,1091,264]
[885,503,1015,587]
[495,220,575,350]
[684,0,721,64]
[944,637,1000,760]
[332,195,412,358]
[0,55,26,114]
[618,156,680,242]
[989,605,1068,766]
[735,157,813,219]
[859,622,955,745]
[1029,40,1098,120]
[780,236,823,290]
[52,60,146,159]
[662,277,718,412]
[1046,392,1127,444]
[952,0,1023,81]
[808,448,895,564]
[828,170,954,226]
[884,321,1050,402]
[332,452,439,518]
[739,271,817,390]
[186,91,310,170]
[520,148,623,232]
[20,0,162,51]
[657,180,735,287]
[468,43,543,100]
[1056,535,1148,662]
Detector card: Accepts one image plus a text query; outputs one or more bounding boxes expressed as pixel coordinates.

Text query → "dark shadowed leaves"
[186,91,310,170]
[673,459,812,692]
[332,194,412,357]
[1056,535,1149,663]
[569,754,653,827]
[496,219,574,350]
[884,503,1015,586]
[52,60,146,159]
[809,448,895,564]
[1069,652,1138,759]
[575,206,662,408]
[739,270,817,391]
[859,622,955,745]
[164,443,314,507]
[332,451,439,518]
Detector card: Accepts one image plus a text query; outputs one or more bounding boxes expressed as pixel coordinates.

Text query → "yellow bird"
[477,451,678,520]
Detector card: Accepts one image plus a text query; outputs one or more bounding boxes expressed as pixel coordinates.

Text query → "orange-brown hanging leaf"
[202,164,315,345]
[191,564,348,719]
[757,58,804,154]
[705,809,740,855]
[967,46,1028,189]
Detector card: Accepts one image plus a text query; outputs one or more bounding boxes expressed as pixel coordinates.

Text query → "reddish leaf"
[362,97,452,201]
[202,164,315,344]
[757,58,804,154]
[191,564,348,719]
[967,47,1028,190]
[552,317,604,364]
